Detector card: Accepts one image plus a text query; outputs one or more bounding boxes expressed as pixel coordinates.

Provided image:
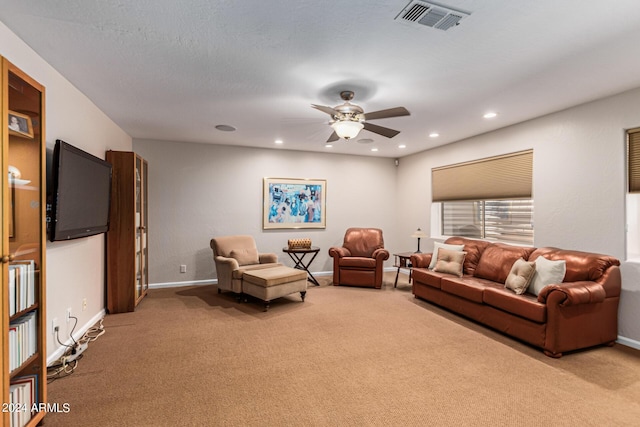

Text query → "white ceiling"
[2,0,640,158]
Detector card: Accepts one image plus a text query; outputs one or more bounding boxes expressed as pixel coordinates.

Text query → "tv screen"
[49,139,112,241]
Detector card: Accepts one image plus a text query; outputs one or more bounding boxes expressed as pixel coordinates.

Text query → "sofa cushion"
[444,237,491,276]
[339,257,377,268]
[230,247,260,266]
[243,266,307,287]
[233,262,283,279]
[411,268,450,289]
[428,242,465,270]
[433,248,466,277]
[441,276,499,304]
[474,243,535,283]
[504,258,536,295]
[528,256,566,296]
[483,287,547,323]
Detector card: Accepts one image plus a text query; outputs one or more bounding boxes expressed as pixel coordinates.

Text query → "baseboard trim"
[617,335,640,351]
[149,270,338,289]
[47,309,106,366]
[149,279,216,289]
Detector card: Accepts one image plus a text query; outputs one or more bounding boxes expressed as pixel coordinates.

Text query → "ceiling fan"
[311,91,410,142]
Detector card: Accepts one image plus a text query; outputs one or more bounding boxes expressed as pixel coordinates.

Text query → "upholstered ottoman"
[242,266,308,311]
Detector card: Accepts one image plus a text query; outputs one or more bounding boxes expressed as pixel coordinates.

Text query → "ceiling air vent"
[395,1,470,31]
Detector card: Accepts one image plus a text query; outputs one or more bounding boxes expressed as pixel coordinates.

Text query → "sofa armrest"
[410,253,432,269]
[259,252,278,264]
[372,248,390,261]
[328,246,351,258]
[538,281,606,306]
[215,255,240,271]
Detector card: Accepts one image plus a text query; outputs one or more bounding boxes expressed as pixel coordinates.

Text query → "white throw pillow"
[528,256,566,296]
[428,241,465,270]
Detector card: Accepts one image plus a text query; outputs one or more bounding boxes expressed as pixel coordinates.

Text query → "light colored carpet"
[45,273,640,426]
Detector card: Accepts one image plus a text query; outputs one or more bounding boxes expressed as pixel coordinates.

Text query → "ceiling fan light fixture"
[331,120,364,140]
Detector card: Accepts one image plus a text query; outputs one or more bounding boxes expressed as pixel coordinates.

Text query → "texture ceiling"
[2,0,640,157]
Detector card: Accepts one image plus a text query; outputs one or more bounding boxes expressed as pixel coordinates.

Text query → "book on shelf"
[10,374,38,427]
[8,260,36,316]
[9,311,37,373]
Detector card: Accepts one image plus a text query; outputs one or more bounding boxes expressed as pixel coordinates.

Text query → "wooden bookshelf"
[106,151,149,313]
[1,58,47,426]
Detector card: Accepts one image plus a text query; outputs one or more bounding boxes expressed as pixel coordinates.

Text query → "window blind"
[441,200,534,244]
[432,150,533,202]
[628,128,640,193]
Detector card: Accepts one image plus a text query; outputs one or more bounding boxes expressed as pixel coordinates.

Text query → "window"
[626,127,640,260]
[433,150,534,244]
[441,200,534,244]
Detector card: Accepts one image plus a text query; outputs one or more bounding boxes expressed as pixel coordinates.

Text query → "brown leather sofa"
[410,237,621,357]
[329,228,390,289]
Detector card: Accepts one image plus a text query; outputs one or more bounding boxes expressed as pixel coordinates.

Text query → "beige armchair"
[210,235,281,296]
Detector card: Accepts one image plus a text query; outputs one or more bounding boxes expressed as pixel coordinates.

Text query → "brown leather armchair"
[328,228,389,289]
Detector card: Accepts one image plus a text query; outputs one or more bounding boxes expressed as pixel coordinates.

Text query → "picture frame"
[8,110,34,139]
[263,178,326,229]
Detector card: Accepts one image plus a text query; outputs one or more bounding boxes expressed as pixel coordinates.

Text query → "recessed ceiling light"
[429,132,439,138]
[483,112,498,119]
[398,144,406,149]
[371,148,378,152]
[274,139,283,144]
[325,144,333,148]
[215,124,236,132]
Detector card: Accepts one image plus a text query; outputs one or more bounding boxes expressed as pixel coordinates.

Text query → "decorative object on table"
[263,177,326,229]
[8,110,34,139]
[283,246,321,286]
[328,227,389,289]
[287,238,312,249]
[411,228,427,253]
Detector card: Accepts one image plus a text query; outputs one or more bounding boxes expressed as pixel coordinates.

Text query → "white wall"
[0,22,133,361]
[133,139,399,285]
[397,87,640,345]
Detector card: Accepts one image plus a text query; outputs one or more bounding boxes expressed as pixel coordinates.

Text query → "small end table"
[283,246,321,286]
[393,252,415,288]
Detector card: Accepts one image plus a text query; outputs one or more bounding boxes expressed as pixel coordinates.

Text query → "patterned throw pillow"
[433,248,467,277]
[428,242,465,270]
[504,258,536,294]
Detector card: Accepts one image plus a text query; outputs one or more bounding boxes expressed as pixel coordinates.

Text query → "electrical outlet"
[180,264,187,273]
[52,317,59,334]
[82,298,87,311]
[67,308,72,322]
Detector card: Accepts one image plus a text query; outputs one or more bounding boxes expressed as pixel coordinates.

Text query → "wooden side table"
[282,246,321,286]
[393,252,415,288]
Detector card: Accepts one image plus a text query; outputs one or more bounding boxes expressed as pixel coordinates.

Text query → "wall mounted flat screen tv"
[49,139,112,241]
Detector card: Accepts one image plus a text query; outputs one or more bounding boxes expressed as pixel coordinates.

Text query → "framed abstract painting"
[263,178,326,229]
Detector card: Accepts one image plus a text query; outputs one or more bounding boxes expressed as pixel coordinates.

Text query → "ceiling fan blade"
[363,122,401,138]
[311,104,339,116]
[363,107,410,121]
[326,131,340,143]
